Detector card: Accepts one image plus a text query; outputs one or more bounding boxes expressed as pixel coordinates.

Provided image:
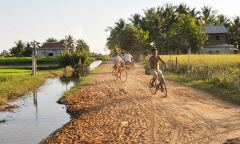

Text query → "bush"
[57,51,93,76]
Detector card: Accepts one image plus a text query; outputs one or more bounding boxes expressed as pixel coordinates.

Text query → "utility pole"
[32,41,39,76]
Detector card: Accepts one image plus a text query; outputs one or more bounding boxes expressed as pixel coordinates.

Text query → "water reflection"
[33,90,38,120]
[0,78,76,144]
[0,60,102,144]
[59,77,79,92]
[90,60,102,70]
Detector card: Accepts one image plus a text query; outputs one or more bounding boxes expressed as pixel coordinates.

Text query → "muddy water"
[0,60,102,144]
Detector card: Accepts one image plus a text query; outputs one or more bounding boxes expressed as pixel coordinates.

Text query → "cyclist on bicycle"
[112,52,124,72]
[123,51,134,67]
[149,45,168,88]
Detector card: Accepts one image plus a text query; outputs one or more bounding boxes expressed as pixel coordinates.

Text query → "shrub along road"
[43,63,240,144]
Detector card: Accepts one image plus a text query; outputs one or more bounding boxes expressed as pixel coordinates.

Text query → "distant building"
[200,25,238,54]
[37,42,68,57]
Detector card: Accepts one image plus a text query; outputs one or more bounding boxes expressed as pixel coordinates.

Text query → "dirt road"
[43,63,240,144]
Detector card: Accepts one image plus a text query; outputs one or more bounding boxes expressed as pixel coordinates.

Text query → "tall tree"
[106,19,126,54]
[64,35,75,51]
[118,24,149,53]
[22,42,33,57]
[9,40,25,57]
[0,50,10,57]
[46,37,58,42]
[129,14,143,29]
[200,6,217,25]
[229,16,240,49]
[76,39,90,52]
[215,14,230,28]
[176,3,190,14]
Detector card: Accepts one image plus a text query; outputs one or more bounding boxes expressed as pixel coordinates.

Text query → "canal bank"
[0,60,102,144]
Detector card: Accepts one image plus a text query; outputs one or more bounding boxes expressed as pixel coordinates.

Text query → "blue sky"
[0,0,240,54]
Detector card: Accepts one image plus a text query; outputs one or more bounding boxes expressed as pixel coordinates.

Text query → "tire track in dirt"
[43,62,240,144]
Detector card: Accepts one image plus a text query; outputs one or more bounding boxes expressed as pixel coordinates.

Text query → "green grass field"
[0,57,58,66]
[160,54,240,89]
[0,69,31,73]
[0,70,63,106]
[0,56,63,107]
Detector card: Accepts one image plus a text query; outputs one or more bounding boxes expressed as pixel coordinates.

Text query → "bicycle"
[112,65,128,82]
[149,70,167,97]
[125,61,135,71]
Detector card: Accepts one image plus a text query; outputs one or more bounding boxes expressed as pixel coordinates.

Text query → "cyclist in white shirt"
[112,53,124,68]
[123,51,133,64]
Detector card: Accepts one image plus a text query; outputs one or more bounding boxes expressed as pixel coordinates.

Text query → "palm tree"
[189,8,201,25]
[214,14,231,29]
[115,18,125,32]
[229,16,240,49]
[200,6,217,25]
[46,37,58,42]
[176,3,190,14]
[76,39,90,52]
[64,35,75,52]
[106,19,126,53]
[9,40,25,57]
[129,13,143,29]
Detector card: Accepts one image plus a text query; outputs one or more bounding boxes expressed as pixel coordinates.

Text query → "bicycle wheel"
[149,78,157,95]
[112,69,118,81]
[131,63,135,71]
[120,69,128,82]
[160,80,167,97]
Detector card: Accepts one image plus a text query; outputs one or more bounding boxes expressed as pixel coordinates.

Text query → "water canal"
[0,60,102,144]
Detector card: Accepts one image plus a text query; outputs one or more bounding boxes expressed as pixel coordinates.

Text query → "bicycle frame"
[149,72,167,97]
[112,65,128,82]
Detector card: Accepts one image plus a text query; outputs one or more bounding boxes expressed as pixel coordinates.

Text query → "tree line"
[106,3,240,58]
[0,35,90,57]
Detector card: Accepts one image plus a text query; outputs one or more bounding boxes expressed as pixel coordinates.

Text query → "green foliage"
[161,54,240,90]
[106,3,240,58]
[0,71,62,105]
[118,24,149,55]
[0,50,10,57]
[76,39,90,52]
[57,51,93,76]
[92,53,108,61]
[0,57,58,66]
[106,3,209,57]
[9,40,41,57]
[46,37,58,42]
[0,69,31,73]
[9,40,25,57]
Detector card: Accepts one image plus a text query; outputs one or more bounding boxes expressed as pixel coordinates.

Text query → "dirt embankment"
[43,63,240,144]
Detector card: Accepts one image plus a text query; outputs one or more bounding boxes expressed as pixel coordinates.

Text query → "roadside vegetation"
[0,35,95,111]
[106,3,240,57]
[58,62,103,104]
[58,51,93,76]
[0,57,58,66]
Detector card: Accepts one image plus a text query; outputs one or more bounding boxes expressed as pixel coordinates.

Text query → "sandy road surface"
[43,63,240,144]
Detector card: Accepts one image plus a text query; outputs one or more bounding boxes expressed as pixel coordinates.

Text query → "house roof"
[201,25,228,34]
[40,42,66,49]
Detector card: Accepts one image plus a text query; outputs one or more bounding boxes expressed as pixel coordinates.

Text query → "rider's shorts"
[150,69,163,79]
